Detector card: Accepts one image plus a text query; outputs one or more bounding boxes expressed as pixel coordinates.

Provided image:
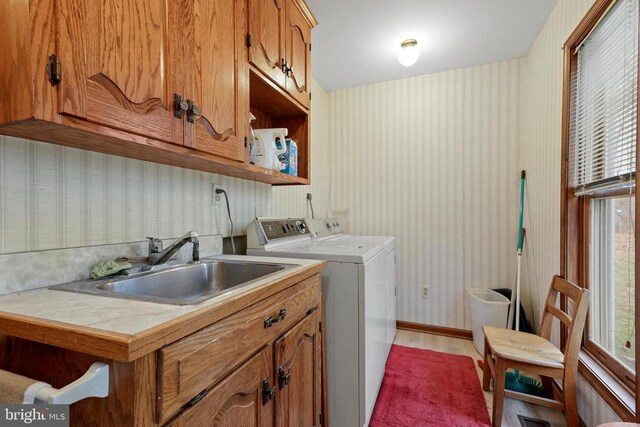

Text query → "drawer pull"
[278,366,291,389]
[186,100,201,123]
[262,378,276,405]
[264,308,287,329]
[183,389,208,409]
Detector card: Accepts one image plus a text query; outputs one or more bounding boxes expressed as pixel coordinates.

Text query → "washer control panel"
[259,218,307,241]
[306,217,343,238]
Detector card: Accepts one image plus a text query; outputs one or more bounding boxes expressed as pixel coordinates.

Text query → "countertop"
[0,255,326,362]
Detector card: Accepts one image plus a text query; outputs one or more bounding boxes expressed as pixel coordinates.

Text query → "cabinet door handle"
[186,100,201,123]
[173,94,189,119]
[264,308,287,328]
[262,378,276,405]
[278,366,291,389]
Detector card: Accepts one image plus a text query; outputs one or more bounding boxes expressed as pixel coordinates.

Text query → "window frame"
[561,0,640,421]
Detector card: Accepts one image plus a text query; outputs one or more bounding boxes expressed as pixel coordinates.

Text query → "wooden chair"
[482,275,590,427]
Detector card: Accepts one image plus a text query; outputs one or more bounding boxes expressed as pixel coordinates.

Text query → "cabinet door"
[56,0,184,145]
[182,0,248,162]
[284,0,311,109]
[275,311,322,427]
[168,347,274,427]
[248,0,286,88]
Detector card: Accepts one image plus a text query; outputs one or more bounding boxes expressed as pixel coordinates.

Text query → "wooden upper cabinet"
[0,0,316,185]
[248,0,286,88]
[275,311,322,427]
[55,0,184,145]
[284,0,312,110]
[168,347,275,427]
[182,0,249,162]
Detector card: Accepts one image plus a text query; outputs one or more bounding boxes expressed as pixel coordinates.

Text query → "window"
[587,195,636,388]
[563,0,639,401]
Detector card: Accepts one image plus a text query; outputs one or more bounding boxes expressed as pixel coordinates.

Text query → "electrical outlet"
[421,286,430,298]
[212,184,223,206]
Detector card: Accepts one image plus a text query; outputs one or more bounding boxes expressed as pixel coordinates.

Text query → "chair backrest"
[539,275,590,368]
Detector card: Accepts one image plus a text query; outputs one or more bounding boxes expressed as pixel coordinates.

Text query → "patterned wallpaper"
[327,59,522,330]
[0,134,274,254]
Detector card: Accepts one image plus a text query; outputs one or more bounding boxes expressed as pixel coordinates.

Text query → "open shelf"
[249,69,310,184]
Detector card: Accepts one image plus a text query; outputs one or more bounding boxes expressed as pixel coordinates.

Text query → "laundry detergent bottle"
[251,128,288,171]
[279,139,298,176]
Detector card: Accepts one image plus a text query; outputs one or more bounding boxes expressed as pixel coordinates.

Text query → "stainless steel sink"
[51,259,295,305]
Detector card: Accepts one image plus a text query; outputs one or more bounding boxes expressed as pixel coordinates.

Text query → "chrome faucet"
[146,231,200,266]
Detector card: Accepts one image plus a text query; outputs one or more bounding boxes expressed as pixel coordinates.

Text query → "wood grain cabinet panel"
[167,347,274,427]
[183,0,248,161]
[55,0,184,145]
[274,311,322,427]
[0,0,316,185]
[248,0,286,88]
[157,275,321,424]
[284,0,312,109]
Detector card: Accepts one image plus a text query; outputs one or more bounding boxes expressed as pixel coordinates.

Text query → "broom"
[503,171,545,397]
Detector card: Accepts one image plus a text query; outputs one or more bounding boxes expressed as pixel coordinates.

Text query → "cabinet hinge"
[246,33,253,48]
[46,54,61,87]
[319,321,322,333]
[319,413,323,425]
[244,136,248,148]
[309,43,312,52]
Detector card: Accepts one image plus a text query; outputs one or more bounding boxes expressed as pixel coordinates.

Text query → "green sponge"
[91,259,132,279]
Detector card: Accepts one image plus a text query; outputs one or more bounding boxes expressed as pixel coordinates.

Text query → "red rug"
[370,345,491,427]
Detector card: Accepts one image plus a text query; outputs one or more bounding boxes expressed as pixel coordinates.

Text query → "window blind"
[571,0,639,192]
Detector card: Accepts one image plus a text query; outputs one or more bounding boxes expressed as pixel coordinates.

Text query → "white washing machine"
[247,217,396,427]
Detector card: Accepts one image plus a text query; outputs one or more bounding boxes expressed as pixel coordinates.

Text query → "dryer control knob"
[296,221,306,233]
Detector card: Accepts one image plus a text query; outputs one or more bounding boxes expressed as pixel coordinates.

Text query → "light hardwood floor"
[393,329,568,427]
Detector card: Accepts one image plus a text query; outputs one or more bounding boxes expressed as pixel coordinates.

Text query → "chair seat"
[483,326,564,369]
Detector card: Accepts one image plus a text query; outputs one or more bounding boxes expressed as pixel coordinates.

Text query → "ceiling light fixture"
[398,39,419,67]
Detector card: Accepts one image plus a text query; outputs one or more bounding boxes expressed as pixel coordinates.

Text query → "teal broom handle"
[517,170,526,251]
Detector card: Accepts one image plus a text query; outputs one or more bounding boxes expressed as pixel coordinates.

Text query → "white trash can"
[467,289,510,355]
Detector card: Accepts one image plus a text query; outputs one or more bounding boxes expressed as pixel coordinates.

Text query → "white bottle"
[252,128,288,171]
[249,113,264,165]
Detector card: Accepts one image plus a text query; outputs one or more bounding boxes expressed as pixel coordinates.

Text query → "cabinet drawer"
[157,274,321,424]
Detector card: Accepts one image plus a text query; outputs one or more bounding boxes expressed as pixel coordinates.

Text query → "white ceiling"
[306,0,557,91]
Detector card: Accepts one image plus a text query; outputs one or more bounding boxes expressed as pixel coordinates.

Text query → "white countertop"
[0,255,323,337]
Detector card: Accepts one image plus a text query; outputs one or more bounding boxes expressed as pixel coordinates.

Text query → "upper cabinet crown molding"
[0,0,316,186]
[291,0,318,28]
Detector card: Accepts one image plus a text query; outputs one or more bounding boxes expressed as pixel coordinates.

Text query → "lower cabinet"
[161,275,324,426]
[168,310,322,426]
[0,273,325,426]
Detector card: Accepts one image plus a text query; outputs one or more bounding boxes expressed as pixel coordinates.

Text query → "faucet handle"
[146,237,163,254]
